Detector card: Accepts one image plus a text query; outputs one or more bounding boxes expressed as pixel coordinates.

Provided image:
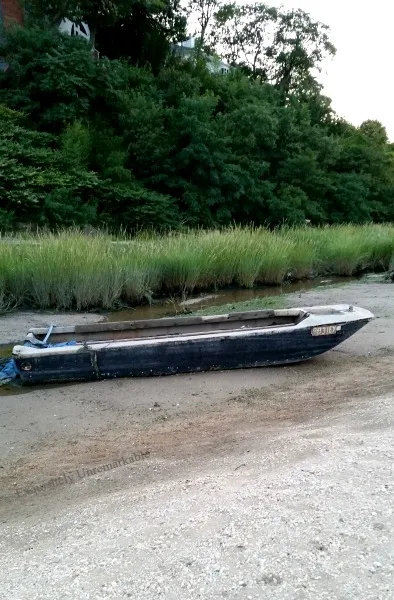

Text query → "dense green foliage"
[1,2,394,231]
[1,225,393,311]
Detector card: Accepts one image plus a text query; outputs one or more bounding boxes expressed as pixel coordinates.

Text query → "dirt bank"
[0,310,105,345]
[0,281,393,600]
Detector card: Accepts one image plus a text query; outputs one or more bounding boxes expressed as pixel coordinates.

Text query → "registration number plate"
[311,325,341,336]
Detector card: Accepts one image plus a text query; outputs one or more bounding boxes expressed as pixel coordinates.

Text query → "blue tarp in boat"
[0,358,19,385]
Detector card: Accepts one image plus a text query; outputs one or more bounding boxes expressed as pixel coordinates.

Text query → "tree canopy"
[1,2,393,230]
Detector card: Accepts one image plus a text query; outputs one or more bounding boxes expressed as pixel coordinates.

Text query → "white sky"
[268,0,394,140]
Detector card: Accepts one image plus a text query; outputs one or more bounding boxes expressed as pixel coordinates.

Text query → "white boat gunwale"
[12,305,374,358]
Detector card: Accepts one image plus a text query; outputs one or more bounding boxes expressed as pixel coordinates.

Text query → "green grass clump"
[0,224,393,311]
[297,224,394,276]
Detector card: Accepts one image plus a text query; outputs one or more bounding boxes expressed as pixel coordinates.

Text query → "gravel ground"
[0,281,394,600]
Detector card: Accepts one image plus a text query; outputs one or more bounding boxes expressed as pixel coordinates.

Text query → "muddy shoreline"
[1,280,394,600]
[1,280,393,484]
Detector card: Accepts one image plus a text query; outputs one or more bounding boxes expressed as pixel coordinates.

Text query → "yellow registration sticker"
[311,325,341,336]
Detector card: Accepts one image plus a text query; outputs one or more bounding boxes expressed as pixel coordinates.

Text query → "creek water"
[107,277,354,322]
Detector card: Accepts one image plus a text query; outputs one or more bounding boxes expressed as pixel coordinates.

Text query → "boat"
[12,304,373,385]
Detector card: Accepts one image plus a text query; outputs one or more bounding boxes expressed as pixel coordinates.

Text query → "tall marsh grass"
[0,224,393,311]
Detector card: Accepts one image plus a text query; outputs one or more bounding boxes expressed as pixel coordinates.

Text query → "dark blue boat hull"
[15,319,369,385]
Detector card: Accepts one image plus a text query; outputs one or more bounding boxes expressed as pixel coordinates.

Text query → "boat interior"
[26,309,309,344]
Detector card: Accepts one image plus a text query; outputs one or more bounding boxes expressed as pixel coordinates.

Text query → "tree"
[1,18,393,231]
[212,2,335,92]
[25,0,186,66]
[0,25,130,131]
[0,104,99,228]
[359,120,388,146]
[213,2,278,78]
[97,0,186,70]
[188,0,220,56]
[273,8,336,96]
[26,0,165,46]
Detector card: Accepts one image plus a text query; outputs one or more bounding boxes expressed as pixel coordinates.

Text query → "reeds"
[0,224,393,311]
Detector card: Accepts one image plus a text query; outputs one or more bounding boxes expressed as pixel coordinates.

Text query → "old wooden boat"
[12,304,373,385]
